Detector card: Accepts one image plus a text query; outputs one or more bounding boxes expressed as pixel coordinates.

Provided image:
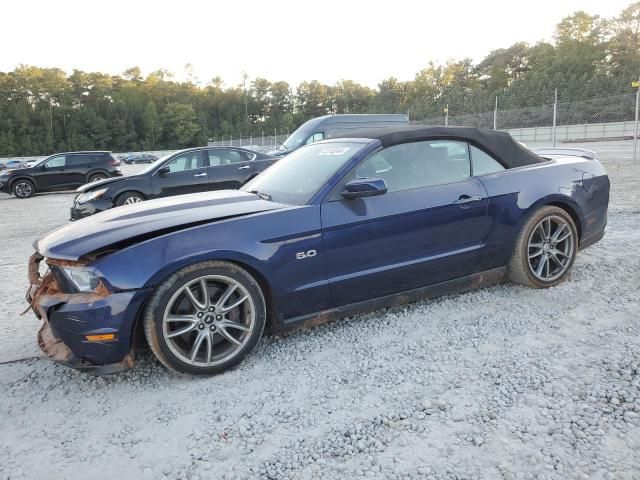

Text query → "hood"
[36,190,288,260]
[76,176,129,193]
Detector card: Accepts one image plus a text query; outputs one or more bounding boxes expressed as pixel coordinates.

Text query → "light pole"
[633,76,639,164]
[242,72,248,134]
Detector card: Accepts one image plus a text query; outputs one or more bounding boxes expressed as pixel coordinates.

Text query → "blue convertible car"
[27,126,609,375]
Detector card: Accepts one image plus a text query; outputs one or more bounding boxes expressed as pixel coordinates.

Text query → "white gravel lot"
[1,142,639,480]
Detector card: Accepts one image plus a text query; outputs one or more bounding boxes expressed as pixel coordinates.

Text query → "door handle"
[238,165,251,170]
[453,195,482,205]
[193,173,207,177]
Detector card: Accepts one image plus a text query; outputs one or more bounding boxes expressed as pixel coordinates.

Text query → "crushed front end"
[26,253,150,374]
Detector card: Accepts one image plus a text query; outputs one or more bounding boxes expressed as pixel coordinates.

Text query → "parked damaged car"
[26,126,609,375]
[70,146,276,219]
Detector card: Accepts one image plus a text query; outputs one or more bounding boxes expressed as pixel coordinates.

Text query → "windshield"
[30,154,55,168]
[241,142,365,205]
[280,128,313,151]
[139,153,174,175]
[280,117,326,151]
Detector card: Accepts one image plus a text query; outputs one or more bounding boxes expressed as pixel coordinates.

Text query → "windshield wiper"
[249,190,272,201]
[274,140,288,151]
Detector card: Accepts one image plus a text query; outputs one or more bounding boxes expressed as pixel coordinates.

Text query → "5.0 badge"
[296,250,317,260]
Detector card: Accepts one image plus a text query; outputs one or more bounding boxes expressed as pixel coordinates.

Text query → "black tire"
[12,179,35,198]
[115,191,145,206]
[508,206,578,288]
[88,172,108,183]
[143,261,266,375]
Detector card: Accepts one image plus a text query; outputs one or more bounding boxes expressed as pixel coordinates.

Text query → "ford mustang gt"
[26,126,609,375]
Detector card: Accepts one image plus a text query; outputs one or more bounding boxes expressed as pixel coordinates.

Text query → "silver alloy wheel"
[15,182,32,198]
[162,275,255,367]
[90,174,107,182]
[527,215,574,282]
[123,196,143,204]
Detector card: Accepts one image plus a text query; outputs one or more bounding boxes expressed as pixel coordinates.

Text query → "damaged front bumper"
[26,253,151,375]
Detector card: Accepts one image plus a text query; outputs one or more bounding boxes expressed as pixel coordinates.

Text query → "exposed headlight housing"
[76,187,108,205]
[60,266,101,292]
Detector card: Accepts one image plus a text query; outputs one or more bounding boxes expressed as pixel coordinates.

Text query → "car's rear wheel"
[508,206,578,288]
[115,191,145,206]
[88,172,108,183]
[143,261,266,375]
[12,179,35,199]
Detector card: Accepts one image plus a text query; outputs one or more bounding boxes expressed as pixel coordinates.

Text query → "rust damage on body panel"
[26,253,109,316]
[26,252,130,370]
[37,319,72,362]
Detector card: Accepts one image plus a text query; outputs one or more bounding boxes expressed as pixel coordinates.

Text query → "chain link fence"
[410,90,638,144]
[206,89,638,151]
[208,133,289,154]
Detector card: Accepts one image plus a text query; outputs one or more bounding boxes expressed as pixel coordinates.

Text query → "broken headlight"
[60,267,101,292]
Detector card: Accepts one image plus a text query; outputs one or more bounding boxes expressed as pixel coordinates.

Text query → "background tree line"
[1,2,639,156]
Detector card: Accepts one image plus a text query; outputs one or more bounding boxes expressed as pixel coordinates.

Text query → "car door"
[66,153,91,186]
[37,154,70,190]
[321,139,491,306]
[151,150,209,198]
[205,148,255,189]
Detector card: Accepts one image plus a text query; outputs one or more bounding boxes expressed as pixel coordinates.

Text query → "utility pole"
[493,96,498,130]
[552,89,558,147]
[633,77,640,164]
[242,72,248,131]
[444,104,449,126]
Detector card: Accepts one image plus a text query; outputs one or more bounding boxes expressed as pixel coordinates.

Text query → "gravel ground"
[1,142,639,480]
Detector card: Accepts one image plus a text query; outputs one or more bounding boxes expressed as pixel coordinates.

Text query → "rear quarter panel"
[476,157,609,271]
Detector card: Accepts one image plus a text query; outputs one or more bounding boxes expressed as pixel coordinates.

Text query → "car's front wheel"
[12,179,35,198]
[115,191,145,206]
[143,261,266,375]
[508,206,578,288]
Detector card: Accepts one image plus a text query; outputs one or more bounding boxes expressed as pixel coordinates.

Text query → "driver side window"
[164,151,203,173]
[341,140,471,195]
[45,155,66,168]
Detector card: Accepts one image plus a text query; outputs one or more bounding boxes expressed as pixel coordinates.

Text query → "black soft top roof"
[335,125,545,168]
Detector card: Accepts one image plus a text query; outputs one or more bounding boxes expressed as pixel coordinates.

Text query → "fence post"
[634,76,639,164]
[261,131,264,147]
[493,96,498,130]
[444,104,449,126]
[552,89,558,147]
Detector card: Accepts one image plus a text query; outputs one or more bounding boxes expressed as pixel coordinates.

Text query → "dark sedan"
[123,153,158,164]
[28,126,608,376]
[70,146,276,219]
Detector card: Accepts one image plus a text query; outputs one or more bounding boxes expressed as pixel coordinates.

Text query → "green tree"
[141,101,162,149]
[162,103,200,147]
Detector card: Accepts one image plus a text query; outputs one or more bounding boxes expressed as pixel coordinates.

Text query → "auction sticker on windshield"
[318,147,350,156]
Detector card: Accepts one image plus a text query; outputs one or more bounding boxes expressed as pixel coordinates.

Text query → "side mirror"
[341,178,388,199]
[157,166,170,176]
[41,163,47,170]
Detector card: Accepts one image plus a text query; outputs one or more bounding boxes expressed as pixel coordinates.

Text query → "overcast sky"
[1,0,632,88]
